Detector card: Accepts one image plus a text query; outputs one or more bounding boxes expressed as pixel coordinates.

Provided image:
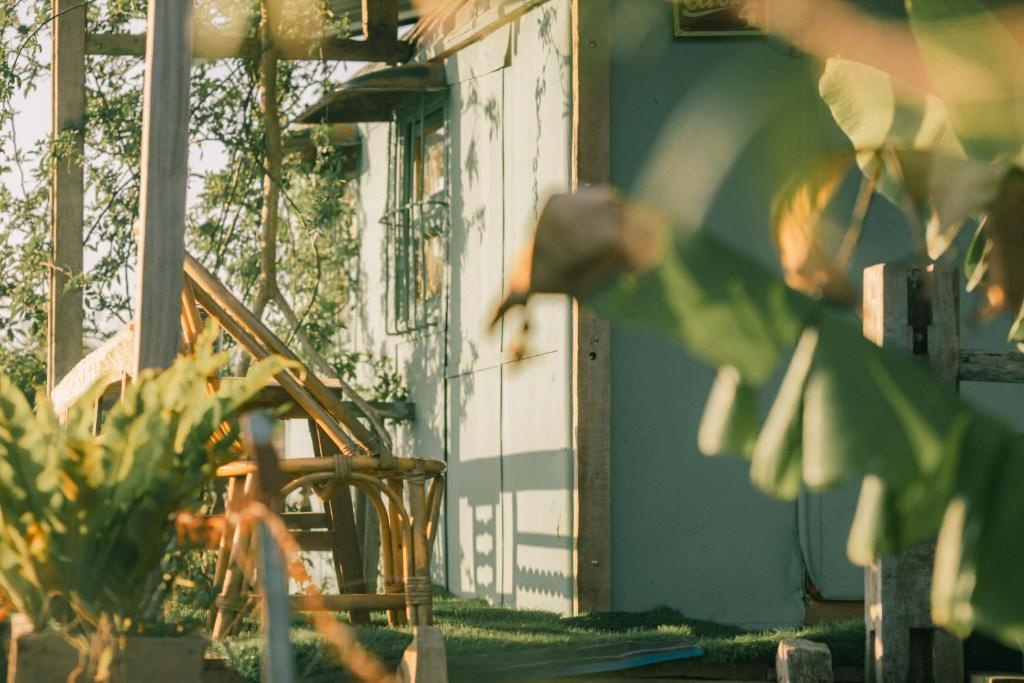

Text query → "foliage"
[511,186,1024,644]
[0,0,395,399]
[0,323,288,642]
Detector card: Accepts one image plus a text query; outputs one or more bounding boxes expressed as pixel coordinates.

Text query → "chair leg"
[387,478,408,626]
[309,421,370,625]
[356,489,381,594]
[208,475,242,630]
[409,477,433,626]
[212,473,255,639]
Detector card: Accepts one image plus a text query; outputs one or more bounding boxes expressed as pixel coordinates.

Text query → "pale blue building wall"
[607,0,1024,628]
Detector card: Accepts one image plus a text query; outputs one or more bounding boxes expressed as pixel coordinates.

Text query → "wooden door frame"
[571,0,612,615]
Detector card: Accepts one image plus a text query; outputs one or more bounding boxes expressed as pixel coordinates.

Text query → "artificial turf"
[165,590,869,682]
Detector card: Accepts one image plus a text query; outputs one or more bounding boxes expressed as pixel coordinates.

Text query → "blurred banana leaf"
[0,322,288,637]
[907,0,1024,163]
[818,0,1024,325]
[585,215,1023,644]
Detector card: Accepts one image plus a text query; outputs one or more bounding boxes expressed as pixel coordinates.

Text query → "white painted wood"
[51,325,133,418]
[501,0,572,360]
[447,70,505,375]
[501,350,574,612]
[441,24,511,85]
[133,0,193,376]
[446,366,503,604]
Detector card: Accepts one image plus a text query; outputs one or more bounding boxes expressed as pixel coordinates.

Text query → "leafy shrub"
[0,323,288,633]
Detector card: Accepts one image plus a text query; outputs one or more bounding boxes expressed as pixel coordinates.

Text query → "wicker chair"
[177,255,445,636]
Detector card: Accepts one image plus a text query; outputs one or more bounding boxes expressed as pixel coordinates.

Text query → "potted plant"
[0,323,287,682]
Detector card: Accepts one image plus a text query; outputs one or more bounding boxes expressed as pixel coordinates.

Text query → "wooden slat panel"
[280,512,330,530]
[571,0,612,615]
[293,530,335,551]
[85,33,412,62]
[48,0,87,391]
[196,512,330,531]
[133,0,192,376]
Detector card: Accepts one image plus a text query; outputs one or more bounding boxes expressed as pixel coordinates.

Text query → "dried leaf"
[771,154,858,303]
[983,169,1024,321]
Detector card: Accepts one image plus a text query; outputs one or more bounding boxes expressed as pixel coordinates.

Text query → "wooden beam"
[571,0,612,615]
[958,349,1024,383]
[132,0,193,376]
[362,0,399,40]
[85,32,412,63]
[241,383,416,421]
[289,593,405,611]
[216,456,446,479]
[48,0,87,392]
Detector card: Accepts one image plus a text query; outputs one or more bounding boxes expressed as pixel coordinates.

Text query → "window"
[384,96,448,334]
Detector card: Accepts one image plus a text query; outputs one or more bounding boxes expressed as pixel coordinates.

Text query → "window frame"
[383,93,449,336]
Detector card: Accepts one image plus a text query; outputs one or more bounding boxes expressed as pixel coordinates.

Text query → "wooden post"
[48,0,86,391]
[861,264,963,682]
[243,413,295,683]
[362,0,398,41]
[571,0,612,614]
[133,0,193,376]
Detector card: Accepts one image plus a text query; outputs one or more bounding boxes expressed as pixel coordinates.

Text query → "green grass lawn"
[166,589,867,682]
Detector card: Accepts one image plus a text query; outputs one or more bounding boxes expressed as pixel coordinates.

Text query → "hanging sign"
[673,0,766,37]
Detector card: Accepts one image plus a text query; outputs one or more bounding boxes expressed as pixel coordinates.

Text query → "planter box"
[7,615,205,683]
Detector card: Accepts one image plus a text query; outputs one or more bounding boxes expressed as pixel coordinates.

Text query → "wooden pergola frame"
[48,0,406,387]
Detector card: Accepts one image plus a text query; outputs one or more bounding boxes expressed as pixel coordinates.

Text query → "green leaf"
[698,366,758,458]
[819,58,1007,260]
[819,57,965,206]
[750,328,817,500]
[580,208,1019,642]
[893,150,1005,259]
[908,0,1024,162]
[931,414,1024,646]
[0,320,279,630]
[802,312,971,555]
[591,226,814,385]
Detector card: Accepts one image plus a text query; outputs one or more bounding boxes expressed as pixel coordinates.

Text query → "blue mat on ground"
[447,639,704,681]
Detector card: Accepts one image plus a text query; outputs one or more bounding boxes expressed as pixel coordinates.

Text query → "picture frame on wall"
[673,0,766,37]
